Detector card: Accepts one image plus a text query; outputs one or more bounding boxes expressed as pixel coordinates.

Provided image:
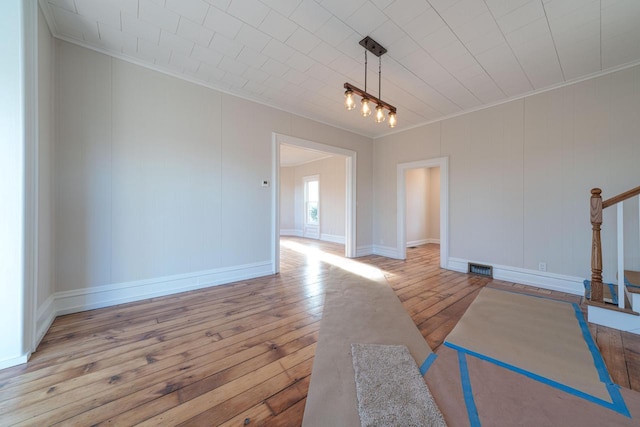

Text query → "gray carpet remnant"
[351,344,447,427]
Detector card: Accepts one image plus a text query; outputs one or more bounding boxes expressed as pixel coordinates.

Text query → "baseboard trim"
[280,229,302,237]
[356,245,373,257]
[0,353,29,370]
[35,294,56,348]
[373,245,403,260]
[406,238,440,247]
[320,233,345,244]
[448,257,583,295]
[55,261,274,316]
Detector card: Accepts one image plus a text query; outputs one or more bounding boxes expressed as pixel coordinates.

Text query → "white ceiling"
[41,0,640,138]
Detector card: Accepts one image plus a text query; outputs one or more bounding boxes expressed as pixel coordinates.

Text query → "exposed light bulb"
[361,98,371,117]
[344,89,355,110]
[375,104,385,123]
[388,111,397,128]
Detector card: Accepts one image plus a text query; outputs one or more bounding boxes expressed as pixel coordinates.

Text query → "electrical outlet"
[538,262,547,272]
[261,180,269,187]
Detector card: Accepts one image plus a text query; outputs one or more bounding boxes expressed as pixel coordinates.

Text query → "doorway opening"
[397,157,449,268]
[272,134,357,274]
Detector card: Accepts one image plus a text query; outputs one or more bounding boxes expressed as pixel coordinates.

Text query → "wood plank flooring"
[1,237,638,426]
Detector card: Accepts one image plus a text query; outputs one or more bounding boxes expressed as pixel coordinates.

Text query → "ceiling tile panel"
[261,58,290,76]
[262,39,296,62]
[177,17,215,46]
[203,7,243,38]
[159,30,195,55]
[260,0,303,17]
[314,16,354,47]
[74,0,122,28]
[285,27,322,54]
[318,0,367,21]
[259,10,298,42]
[402,8,445,42]
[122,13,161,43]
[209,33,244,57]
[369,20,405,48]
[494,0,545,34]
[347,1,388,36]
[286,51,316,72]
[290,0,332,33]
[139,0,180,33]
[165,0,211,25]
[233,24,271,51]
[191,44,224,66]
[227,0,270,26]
[242,66,270,83]
[236,46,269,68]
[383,0,431,26]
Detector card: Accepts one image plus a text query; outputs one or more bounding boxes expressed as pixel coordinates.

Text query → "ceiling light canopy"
[344,37,397,128]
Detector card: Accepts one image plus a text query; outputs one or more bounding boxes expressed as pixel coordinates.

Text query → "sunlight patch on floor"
[281,239,388,281]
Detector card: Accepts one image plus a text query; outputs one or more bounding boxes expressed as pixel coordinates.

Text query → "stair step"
[625,270,640,294]
[585,299,639,316]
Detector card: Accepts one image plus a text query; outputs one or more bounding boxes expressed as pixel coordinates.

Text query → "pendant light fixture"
[344,36,397,128]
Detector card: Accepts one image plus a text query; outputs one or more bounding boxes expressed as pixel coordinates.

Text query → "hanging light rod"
[344,36,397,128]
[343,82,396,114]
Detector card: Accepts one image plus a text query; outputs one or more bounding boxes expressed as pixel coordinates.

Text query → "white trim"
[447,257,584,295]
[55,261,273,315]
[273,133,357,272]
[23,0,39,357]
[280,229,303,237]
[0,354,29,371]
[397,157,449,268]
[373,244,403,259]
[587,305,640,335]
[406,238,440,247]
[320,233,346,244]
[356,245,373,257]
[35,294,55,347]
[271,133,280,274]
[617,203,625,309]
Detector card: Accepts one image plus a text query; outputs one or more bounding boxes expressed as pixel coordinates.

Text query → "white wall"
[36,5,55,341]
[0,0,26,368]
[375,64,640,291]
[279,167,296,232]
[53,41,373,310]
[405,168,429,245]
[428,168,440,241]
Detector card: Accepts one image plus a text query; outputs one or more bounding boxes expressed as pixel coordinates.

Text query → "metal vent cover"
[468,263,493,278]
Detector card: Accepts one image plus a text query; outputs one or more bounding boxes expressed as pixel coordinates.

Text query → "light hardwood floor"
[1,238,638,426]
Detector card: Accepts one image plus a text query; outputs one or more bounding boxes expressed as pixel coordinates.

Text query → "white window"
[304,176,319,226]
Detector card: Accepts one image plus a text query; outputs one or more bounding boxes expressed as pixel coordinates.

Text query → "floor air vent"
[468,263,493,278]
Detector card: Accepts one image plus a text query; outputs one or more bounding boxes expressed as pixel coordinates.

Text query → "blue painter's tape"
[444,341,630,417]
[571,303,630,417]
[420,353,438,375]
[457,351,481,427]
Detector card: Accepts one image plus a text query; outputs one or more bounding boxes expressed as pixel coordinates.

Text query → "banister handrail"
[603,185,640,209]
[589,185,640,306]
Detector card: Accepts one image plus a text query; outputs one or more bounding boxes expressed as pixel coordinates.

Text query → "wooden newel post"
[590,188,604,303]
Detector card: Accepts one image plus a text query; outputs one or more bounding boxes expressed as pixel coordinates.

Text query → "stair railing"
[590,185,640,307]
